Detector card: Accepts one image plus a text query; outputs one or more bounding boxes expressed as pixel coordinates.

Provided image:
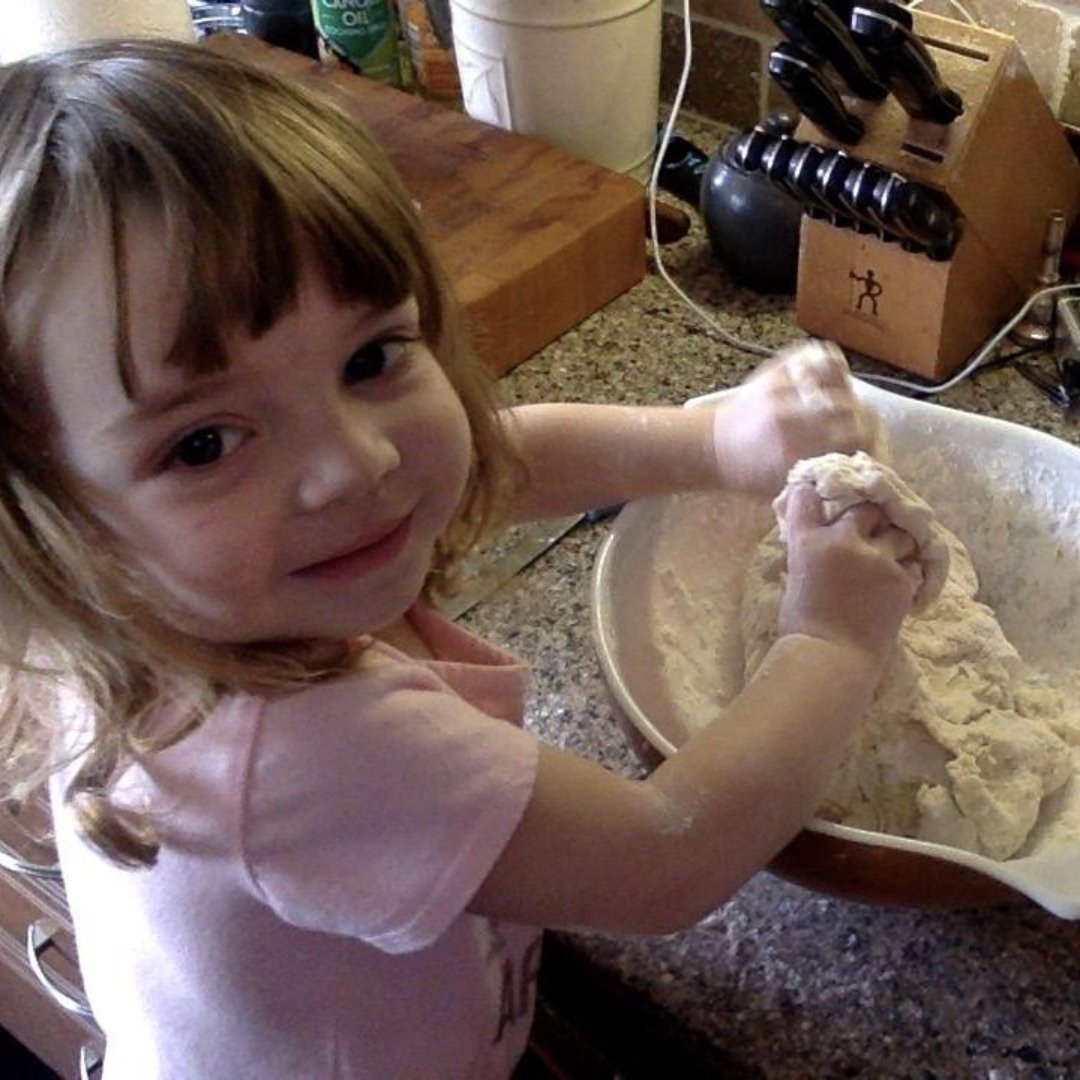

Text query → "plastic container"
[0,0,195,61]
[448,0,662,173]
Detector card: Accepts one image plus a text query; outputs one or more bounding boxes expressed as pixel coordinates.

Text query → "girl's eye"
[166,426,244,470]
[344,339,411,385]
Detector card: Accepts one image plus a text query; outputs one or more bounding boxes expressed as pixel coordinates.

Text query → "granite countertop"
[459,129,1080,1079]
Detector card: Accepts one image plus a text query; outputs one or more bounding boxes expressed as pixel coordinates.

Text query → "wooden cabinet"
[0,802,102,1080]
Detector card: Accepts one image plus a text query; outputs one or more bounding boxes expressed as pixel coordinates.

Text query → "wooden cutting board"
[205,35,647,375]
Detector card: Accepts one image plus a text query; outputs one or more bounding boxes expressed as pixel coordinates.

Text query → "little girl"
[0,41,919,1079]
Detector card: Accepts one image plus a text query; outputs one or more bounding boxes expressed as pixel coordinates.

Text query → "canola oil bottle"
[310,0,401,85]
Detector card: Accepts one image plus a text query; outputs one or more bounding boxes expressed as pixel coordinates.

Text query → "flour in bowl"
[740,453,1079,861]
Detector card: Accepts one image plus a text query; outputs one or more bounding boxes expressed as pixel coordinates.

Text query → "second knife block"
[794,10,1080,380]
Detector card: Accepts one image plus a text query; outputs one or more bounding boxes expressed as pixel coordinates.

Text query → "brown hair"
[0,40,524,865]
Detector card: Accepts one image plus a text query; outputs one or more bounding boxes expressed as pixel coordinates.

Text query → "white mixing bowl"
[592,382,1080,916]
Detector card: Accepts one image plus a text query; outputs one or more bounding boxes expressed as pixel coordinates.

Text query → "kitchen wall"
[662,0,1080,131]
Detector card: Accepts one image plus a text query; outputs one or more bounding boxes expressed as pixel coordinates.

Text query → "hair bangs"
[133,112,426,384]
[19,43,429,387]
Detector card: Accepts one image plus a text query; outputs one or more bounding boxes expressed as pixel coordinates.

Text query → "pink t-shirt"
[50,606,542,1079]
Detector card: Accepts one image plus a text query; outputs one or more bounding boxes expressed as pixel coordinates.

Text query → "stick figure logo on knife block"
[849,266,883,317]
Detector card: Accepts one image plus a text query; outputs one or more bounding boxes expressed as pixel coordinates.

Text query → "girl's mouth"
[293,516,413,581]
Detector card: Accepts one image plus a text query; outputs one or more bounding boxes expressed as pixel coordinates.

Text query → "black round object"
[699,131,803,295]
[241,0,319,58]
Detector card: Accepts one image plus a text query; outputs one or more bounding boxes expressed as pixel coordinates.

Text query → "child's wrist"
[709,400,753,491]
[770,631,886,685]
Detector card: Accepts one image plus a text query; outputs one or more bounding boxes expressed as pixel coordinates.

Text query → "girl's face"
[21,211,473,644]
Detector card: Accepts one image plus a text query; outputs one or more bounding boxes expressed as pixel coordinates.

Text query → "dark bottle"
[241,0,319,59]
[655,131,711,206]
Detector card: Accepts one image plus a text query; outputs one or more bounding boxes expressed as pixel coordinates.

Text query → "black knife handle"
[850,4,963,124]
[842,160,894,231]
[760,135,804,199]
[786,142,841,220]
[726,130,832,221]
[850,0,913,30]
[768,42,866,144]
[869,168,908,239]
[891,183,963,258]
[871,168,961,257]
[761,0,887,100]
[729,127,776,173]
[813,149,859,218]
[803,0,889,100]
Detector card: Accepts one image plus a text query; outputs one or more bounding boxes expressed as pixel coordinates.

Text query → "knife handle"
[768,42,866,144]
[850,0,912,30]
[786,142,844,221]
[889,183,963,258]
[842,160,895,233]
[849,4,964,124]
[762,0,887,100]
[728,130,831,222]
[759,134,803,199]
[871,167,961,257]
[813,148,859,220]
[802,0,888,100]
[729,126,776,173]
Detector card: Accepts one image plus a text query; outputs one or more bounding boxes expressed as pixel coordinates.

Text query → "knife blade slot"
[919,36,991,63]
[900,142,945,164]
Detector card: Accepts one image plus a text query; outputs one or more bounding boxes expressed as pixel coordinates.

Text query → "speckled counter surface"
[459,155,1080,1079]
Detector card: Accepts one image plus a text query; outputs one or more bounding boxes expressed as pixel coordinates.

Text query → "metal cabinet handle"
[0,802,61,879]
[26,919,97,1022]
[80,1044,104,1080]
[0,846,62,880]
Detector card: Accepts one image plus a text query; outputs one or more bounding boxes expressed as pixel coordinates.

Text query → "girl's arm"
[501,340,883,521]
[500,401,717,520]
[468,488,918,934]
[471,634,875,934]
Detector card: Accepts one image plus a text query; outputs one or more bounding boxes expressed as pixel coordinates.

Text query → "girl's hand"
[778,483,919,669]
[713,340,885,495]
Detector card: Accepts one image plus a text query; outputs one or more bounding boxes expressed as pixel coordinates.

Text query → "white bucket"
[448,0,662,173]
[0,0,196,62]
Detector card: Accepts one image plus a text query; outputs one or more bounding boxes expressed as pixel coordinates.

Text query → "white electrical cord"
[647,0,773,357]
[856,282,1080,395]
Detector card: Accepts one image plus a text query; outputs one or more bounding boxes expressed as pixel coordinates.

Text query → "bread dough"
[772,451,951,613]
[742,453,1075,861]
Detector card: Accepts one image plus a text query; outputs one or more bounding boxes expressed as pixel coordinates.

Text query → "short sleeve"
[240,661,539,954]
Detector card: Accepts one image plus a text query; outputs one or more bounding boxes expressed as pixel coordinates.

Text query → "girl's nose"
[295,414,400,513]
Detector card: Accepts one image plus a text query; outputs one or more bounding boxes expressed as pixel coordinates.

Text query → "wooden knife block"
[204,34,646,377]
[794,11,1080,380]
